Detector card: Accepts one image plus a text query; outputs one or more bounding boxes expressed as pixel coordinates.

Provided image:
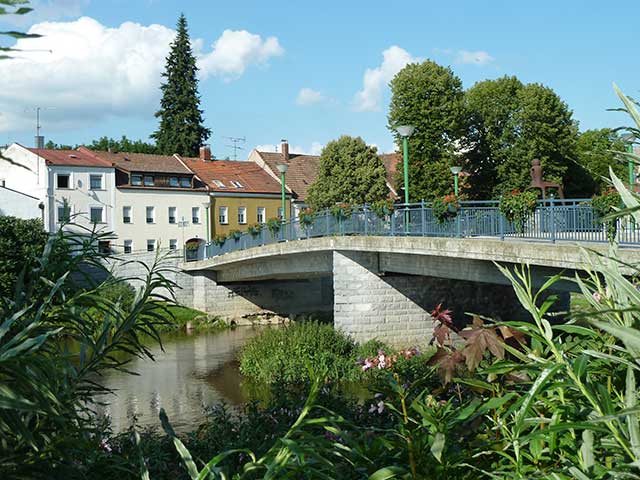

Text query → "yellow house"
[183,150,292,238]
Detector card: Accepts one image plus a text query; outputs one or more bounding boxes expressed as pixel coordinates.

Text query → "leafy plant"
[227,229,242,241]
[499,188,538,233]
[265,217,281,236]
[212,234,226,246]
[431,194,459,224]
[246,223,262,237]
[298,208,315,228]
[371,198,394,218]
[592,187,621,241]
[329,202,352,220]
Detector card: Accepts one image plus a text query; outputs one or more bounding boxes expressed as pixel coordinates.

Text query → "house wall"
[210,194,291,237]
[0,187,42,219]
[114,188,208,254]
[49,165,116,234]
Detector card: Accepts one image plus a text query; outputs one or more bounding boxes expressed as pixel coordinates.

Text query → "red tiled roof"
[85,148,191,174]
[256,150,401,201]
[184,157,284,194]
[27,147,112,168]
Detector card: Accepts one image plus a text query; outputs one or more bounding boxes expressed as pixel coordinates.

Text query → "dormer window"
[144,175,154,186]
[131,174,142,186]
[169,177,179,187]
[180,177,190,188]
[230,180,243,188]
[213,180,225,188]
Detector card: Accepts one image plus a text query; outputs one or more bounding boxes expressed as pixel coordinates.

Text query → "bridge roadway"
[173,236,640,346]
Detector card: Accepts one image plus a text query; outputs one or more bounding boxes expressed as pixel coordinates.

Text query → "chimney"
[281,139,289,162]
[199,145,212,162]
[35,136,44,149]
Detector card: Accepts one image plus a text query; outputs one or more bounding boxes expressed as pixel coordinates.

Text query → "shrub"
[240,321,381,384]
[246,223,262,237]
[431,194,459,224]
[592,187,621,241]
[371,198,394,218]
[266,217,281,236]
[227,229,242,240]
[212,234,226,246]
[499,188,538,233]
[330,202,352,220]
[298,208,315,228]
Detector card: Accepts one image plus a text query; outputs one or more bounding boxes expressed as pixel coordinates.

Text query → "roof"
[183,157,285,194]
[84,148,192,174]
[26,147,112,168]
[255,150,401,201]
[255,151,321,201]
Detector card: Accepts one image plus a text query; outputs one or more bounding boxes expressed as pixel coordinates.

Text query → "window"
[98,240,111,254]
[218,206,228,224]
[168,206,176,224]
[180,177,190,188]
[90,207,104,224]
[213,180,225,188]
[131,174,142,186]
[192,207,200,224]
[146,206,155,224]
[278,207,284,220]
[147,239,155,252]
[89,174,103,190]
[169,239,177,250]
[57,205,71,223]
[56,173,70,189]
[122,206,131,224]
[123,240,132,254]
[144,175,154,186]
[238,206,247,224]
[169,177,179,187]
[230,180,243,188]
[257,207,266,224]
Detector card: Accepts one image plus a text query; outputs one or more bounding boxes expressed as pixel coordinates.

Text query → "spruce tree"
[153,14,211,157]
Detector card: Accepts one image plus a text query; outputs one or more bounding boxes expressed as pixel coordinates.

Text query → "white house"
[87,148,208,254]
[0,185,42,220]
[0,144,116,238]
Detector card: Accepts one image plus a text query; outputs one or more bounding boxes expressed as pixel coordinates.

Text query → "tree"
[388,60,467,201]
[465,78,579,197]
[575,128,627,194]
[44,140,75,150]
[307,136,388,209]
[85,135,159,154]
[152,14,211,157]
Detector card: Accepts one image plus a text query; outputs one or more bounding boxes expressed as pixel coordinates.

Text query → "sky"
[0,0,638,159]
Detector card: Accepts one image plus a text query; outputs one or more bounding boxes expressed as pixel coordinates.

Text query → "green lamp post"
[203,202,210,243]
[396,125,415,233]
[622,133,637,189]
[450,166,462,197]
[276,163,288,222]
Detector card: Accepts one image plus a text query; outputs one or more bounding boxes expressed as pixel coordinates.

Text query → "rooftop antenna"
[223,136,246,161]
[24,106,55,184]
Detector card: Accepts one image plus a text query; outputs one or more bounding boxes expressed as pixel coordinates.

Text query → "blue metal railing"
[194,199,640,261]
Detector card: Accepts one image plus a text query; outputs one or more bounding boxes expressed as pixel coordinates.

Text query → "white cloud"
[454,50,494,66]
[0,0,87,26]
[0,17,284,133]
[353,46,420,112]
[254,142,323,156]
[296,88,324,106]
[197,29,284,81]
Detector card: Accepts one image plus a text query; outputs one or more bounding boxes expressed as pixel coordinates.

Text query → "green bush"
[240,322,381,384]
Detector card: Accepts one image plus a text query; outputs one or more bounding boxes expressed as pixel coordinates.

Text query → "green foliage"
[431,194,459,224]
[370,198,394,218]
[246,223,262,237]
[388,60,467,201]
[499,189,538,233]
[265,217,281,236]
[329,202,352,220]
[307,135,388,209]
[298,208,315,228]
[575,128,627,194]
[152,14,211,157]
[240,322,378,384]
[85,135,159,154]
[464,76,580,197]
[592,188,621,241]
[0,216,48,305]
[212,234,226,246]
[227,229,242,241]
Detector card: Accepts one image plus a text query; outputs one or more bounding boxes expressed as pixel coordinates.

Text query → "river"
[94,326,264,433]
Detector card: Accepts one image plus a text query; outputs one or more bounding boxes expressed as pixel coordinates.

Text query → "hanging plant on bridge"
[432,194,459,224]
[228,229,243,241]
[213,234,226,246]
[266,217,281,236]
[247,223,262,237]
[299,208,316,229]
[499,189,538,233]
[592,188,621,241]
[185,241,200,251]
[371,198,394,218]
[330,202,352,221]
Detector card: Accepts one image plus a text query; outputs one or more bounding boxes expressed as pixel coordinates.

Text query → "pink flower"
[593,292,602,303]
[361,359,374,371]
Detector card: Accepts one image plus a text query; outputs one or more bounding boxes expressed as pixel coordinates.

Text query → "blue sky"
[1,0,638,158]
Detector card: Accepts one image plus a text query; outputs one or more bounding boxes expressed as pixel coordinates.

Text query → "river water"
[94,326,264,433]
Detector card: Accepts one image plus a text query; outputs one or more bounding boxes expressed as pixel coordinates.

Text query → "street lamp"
[276,163,288,222]
[450,166,462,196]
[202,201,210,243]
[622,133,637,189]
[396,125,415,234]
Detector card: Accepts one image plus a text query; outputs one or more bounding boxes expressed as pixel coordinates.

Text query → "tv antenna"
[25,106,55,148]
[224,136,246,161]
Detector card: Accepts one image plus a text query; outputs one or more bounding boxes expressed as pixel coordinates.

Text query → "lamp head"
[450,166,463,175]
[396,125,415,138]
[276,164,289,174]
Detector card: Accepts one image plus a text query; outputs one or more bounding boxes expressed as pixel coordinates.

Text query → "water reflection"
[95,326,263,433]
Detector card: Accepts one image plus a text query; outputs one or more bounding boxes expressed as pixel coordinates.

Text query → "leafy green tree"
[85,135,159,154]
[388,60,467,201]
[44,140,75,149]
[152,14,211,157]
[575,128,627,194]
[307,136,388,209]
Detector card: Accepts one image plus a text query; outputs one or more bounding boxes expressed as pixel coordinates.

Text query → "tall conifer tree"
[153,14,211,157]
